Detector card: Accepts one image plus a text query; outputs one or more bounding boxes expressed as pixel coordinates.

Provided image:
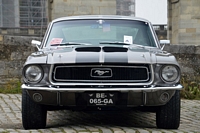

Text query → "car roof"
[51,15,151,23]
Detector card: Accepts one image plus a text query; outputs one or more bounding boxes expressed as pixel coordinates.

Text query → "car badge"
[91,68,112,78]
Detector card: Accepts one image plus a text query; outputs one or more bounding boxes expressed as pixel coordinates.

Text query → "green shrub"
[181,78,200,100]
[0,80,21,94]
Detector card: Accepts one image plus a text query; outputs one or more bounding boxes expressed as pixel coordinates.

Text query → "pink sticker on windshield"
[50,38,63,45]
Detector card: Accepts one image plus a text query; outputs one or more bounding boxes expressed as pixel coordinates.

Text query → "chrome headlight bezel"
[23,65,44,84]
[160,65,180,83]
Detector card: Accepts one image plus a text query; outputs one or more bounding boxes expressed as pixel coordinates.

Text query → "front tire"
[22,89,47,129]
[156,90,180,129]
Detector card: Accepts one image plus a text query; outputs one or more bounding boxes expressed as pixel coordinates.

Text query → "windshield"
[45,19,157,47]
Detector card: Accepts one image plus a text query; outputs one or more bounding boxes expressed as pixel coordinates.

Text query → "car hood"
[25,45,178,65]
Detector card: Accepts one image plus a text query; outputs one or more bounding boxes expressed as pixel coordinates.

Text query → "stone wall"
[0,35,39,85]
[164,44,200,82]
[0,28,46,37]
[168,0,200,45]
[49,0,117,20]
[0,35,199,86]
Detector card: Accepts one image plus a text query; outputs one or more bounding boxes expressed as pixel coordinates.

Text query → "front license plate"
[87,92,115,106]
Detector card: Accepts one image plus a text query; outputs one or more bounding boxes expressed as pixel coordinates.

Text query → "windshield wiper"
[50,42,91,46]
[99,41,131,45]
[99,41,147,48]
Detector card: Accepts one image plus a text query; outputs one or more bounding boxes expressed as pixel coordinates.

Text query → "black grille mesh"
[52,64,151,83]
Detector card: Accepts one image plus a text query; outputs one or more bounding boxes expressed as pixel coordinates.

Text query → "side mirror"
[160,40,170,50]
[31,40,41,51]
[160,40,170,44]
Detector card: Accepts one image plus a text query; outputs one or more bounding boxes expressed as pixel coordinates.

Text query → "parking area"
[0,94,199,133]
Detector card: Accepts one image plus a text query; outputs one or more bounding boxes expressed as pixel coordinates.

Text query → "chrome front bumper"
[21,84,183,92]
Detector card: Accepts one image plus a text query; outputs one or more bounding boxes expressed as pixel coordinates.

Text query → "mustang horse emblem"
[94,70,109,76]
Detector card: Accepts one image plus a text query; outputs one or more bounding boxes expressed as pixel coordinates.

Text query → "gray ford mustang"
[21,15,183,129]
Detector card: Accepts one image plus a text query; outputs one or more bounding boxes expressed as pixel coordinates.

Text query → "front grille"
[51,64,151,83]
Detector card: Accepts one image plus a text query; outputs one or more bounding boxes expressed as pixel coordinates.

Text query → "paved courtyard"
[0,94,199,133]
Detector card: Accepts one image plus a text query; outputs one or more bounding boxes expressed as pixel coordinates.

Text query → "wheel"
[156,90,180,129]
[22,89,47,129]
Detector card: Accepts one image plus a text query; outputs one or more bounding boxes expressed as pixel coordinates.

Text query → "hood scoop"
[75,47,101,52]
[103,47,128,52]
[75,46,128,52]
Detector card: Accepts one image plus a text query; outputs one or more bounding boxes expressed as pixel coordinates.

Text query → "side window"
[133,29,148,45]
[147,27,156,47]
[133,26,156,47]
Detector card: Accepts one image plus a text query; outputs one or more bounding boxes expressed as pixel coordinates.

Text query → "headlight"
[24,65,43,83]
[160,65,180,83]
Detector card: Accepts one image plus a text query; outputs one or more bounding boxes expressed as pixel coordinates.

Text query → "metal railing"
[0,0,47,28]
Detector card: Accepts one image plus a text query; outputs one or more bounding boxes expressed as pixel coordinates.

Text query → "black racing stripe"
[76,52,100,63]
[104,52,128,63]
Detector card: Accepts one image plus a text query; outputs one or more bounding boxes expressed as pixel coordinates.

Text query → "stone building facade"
[48,0,135,21]
[168,0,200,45]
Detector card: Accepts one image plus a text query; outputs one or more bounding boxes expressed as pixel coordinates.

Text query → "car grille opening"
[51,64,151,83]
